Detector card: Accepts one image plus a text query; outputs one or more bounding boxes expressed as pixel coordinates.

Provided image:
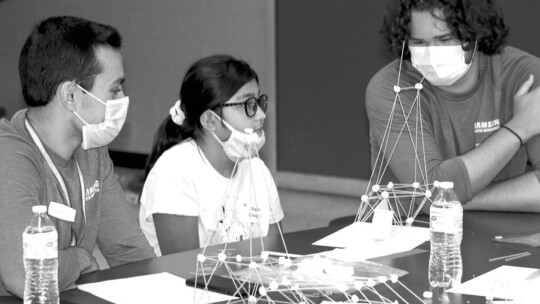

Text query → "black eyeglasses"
[220,94,268,117]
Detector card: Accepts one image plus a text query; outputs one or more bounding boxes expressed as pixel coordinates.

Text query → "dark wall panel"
[276,0,391,179]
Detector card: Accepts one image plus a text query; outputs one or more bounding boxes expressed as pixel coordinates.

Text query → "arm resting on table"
[461,127,522,196]
[1,247,96,298]
[465,171,540,212]
[154,213,199,255]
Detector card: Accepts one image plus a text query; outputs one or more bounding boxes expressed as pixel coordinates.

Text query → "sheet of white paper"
[448,266,540,302]
[313,222,429,260]
[78,272,236,304]
[317,240,424,262]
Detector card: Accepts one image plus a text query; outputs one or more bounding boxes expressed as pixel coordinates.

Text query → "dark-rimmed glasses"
[220,94,268,117]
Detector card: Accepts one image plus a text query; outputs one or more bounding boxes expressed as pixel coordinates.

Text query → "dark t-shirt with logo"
[366,46,540,203]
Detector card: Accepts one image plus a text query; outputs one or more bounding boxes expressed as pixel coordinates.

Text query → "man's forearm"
[461,127,522,195]
[464,172,540,212]
[57,247,94,292]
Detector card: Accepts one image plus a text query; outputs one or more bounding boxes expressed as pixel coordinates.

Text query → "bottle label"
[430,208,461,233]
[23,231,58,259]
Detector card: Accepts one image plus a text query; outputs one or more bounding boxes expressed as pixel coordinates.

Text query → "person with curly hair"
[366,0,540,212]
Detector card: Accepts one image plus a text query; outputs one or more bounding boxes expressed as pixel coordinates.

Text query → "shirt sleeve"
[96,149,156,267]
[365,67,473,202]
[140,152,199,220]
[259,161,284,224]
[0,137,86,296]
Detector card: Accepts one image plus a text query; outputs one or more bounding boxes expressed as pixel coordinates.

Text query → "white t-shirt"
[139,139,284,256]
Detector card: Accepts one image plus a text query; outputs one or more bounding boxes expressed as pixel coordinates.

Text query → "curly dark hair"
[381,0,509,59]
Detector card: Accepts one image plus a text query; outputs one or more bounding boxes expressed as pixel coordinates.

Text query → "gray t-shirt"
[366,46,540,203]
[0,109,155,296]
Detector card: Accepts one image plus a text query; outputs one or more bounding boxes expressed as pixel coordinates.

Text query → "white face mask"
[72,84,129,150]
[208,111,265,162]
[409,44,475,86]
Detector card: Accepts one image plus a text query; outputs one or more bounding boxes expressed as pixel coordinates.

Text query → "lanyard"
[24,118,87,244]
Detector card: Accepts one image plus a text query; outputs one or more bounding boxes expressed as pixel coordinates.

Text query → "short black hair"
[19,16,122,107]
[381,0,508,59]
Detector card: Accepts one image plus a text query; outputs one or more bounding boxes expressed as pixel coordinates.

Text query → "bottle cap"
[439,181,454,189]
[32,205,47,214]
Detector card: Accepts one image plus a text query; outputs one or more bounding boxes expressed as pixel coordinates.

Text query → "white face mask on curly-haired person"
[410,44,476,86]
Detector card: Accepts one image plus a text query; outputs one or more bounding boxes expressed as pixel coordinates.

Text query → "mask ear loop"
[204,111,226,147]
[73,111,90,125]
[74,83,107,106]
[69,84,91,126]
[464,41,477,65]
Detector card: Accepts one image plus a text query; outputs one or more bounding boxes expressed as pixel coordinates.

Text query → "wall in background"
[276,0,391,181]
[0,0,277,169]
[498,2,540,55]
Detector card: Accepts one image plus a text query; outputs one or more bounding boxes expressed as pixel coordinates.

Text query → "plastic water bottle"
[429,181,463,288]
[23,205,59,304]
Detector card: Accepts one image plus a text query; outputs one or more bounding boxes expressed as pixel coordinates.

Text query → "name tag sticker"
[48,201,76,222]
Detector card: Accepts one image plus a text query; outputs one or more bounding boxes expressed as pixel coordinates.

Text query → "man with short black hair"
[0,16,155,298]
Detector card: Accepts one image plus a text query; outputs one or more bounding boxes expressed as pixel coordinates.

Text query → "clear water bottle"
[429,181,463,288]
[23,205,59,304]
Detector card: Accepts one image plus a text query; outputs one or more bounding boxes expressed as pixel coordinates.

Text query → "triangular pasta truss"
[357,44,438,227]
[190,130,428,303]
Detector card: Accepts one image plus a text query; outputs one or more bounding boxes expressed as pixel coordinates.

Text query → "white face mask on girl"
[72,84,130,150]
[208,111,265,162]
[409,44,476,86]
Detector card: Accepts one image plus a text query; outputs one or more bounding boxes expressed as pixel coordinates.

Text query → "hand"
[81,256,100,274]
[68,247,100,274]
[507,74,540,142]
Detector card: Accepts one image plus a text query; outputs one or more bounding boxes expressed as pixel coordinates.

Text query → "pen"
[488,251,530,262]
[261,250,303,258]
[504,252,531,262]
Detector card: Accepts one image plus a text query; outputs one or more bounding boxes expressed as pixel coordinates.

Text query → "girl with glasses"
[139,55,284,256]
